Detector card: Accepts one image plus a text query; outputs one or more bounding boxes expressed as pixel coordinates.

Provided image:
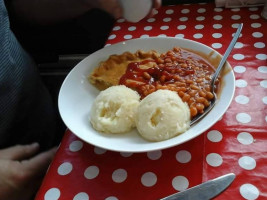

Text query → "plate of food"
[58,37,235,152]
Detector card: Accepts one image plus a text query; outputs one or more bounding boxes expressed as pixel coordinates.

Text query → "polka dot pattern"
[36,3,267,200]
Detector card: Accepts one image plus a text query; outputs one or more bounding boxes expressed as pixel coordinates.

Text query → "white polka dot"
[214,15,223,20]
[69,140,83,152]
[120,152,133,157]
[213,24,222,29]
[231,8,240,12]
[258,66,267,73]
[254,42,265,48]
[105,44,111,47]
[73,192,89,200]
[251,23,261,28]
[160,25,169,30]
[166,9,174,14]
[147,150,162,160]
[252,32,263,38]
[84,166,99,179]
[128,26,136,31]
[260,80,267,88]
[58,162,72,175]
[176,150,191,163]
[212,43,222,49]
[140,34,150,38]
[45,188,60,200]
[105,197,118,200]
[175,34,184,38]
[249,7,258,11]
[234,66,246,73]
[124,35,132,39]
[239,156,256,170]
[196,16,205,21]
[250,14,260,19]
[212,33,222,38]
[141,172,157,187]
[240,184,260,200]
[181,9,190,14]
[94,147,107,155]
[144,26,152,31]
[265,116,267,123]
[235,95,249,104]
[113,26,121,31]
[198,8,206,13]
[172,176,189,191]
[236,113,251,124]
[147,18,156,22]
[237,132,254,145]
[206,153,223,167]
[112,169,127,183]
[157,34,167,37]
[179,17,188,22]
[163,17,171,22]
[256,54,267,60]
[195,24,204,29]
[233,54,245,60]
[117,18,125,23]
[231,15,241,20]
[207,130,222,142]
[235,79,247,87]
[234,42,244,48]
[177,25,186,30]
[231,23,240,28]
[262,96,267,104]
[193,33,203,39]
[214,8,223,12]
[108,34,116,40]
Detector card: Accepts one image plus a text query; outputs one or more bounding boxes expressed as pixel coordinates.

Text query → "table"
[35,2,267,200]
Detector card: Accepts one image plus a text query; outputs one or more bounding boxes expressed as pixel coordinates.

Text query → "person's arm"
[7,0,122,25]
[0,143,56,200]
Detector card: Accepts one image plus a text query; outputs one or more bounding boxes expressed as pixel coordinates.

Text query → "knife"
[160,173,235,200]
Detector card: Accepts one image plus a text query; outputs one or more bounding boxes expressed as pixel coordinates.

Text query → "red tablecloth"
[35,2,267,200]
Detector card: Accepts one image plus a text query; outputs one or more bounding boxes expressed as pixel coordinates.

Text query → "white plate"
[58,37,235,153]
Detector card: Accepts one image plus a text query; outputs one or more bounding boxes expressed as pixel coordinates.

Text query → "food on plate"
[89,47,219,119]
[135,90,190,141]
[90,85,140,134]
[89,50,160,90]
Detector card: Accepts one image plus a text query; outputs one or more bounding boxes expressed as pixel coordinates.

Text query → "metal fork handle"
[211,23,243,88]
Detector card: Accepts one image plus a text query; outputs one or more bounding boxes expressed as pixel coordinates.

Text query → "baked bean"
[190,106,198,117]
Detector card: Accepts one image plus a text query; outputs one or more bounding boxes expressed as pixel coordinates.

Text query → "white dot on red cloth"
[250,14,260,19]
[147,18,156,22]
[252,32,263,38]
[197,8,206,13]
[214,8,223,12]
[260,80,267,88]
[254,42,265,48]
[176,150,191,163]
[179,17,188,22]
[195,24,204,29]
[207,130,222,142]
[212,33,222,38]
[105,197,119,200]
[141,172,157,187]
[181,9,190,14]
[262,96,267,104]
[212,43,222,49]
[140,34,150,38]
[158,34,167,37]
[175,34,184,38]
[214,15,223,20]
[213,24,222,29]
[160,25,169,30]
[240,184,260,200]
[236,79,247,88]
[177,25,186,30]
[233,54,245,60]
[172,176,189,191]
[234,66,246,73]
[58,162,73,175]
[235,95,249,104]
[251,23,261,28]
[231,8,240,12]
[166,9,174,14]
[237,132,254,145]
[44,188,60,200]
[120,152,133,157]
[196,16,205,21]
[124,35,132,39]
[258,66,267,73]
[249,7,258,11]
[84,166,99,179]
[235,42,244,49]
[113,26,121,31]
[206,153,223,167]
[144,26,153,31]
[163,17,171,22]
[108,34,116,40]
[256,54,267,60]
[112,169,127,183]
[231,15,241,20]
[69,140,83,152]
[94,147,107,155]
[193,33,203,39]
[239,156,256,170]
[147,150,162,160]
[73,192,89,200]
[236,113,252,124]
[128,26,136,31]
[117,18,125,23]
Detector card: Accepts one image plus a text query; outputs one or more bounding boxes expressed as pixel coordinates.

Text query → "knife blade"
[160,173,235,200]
